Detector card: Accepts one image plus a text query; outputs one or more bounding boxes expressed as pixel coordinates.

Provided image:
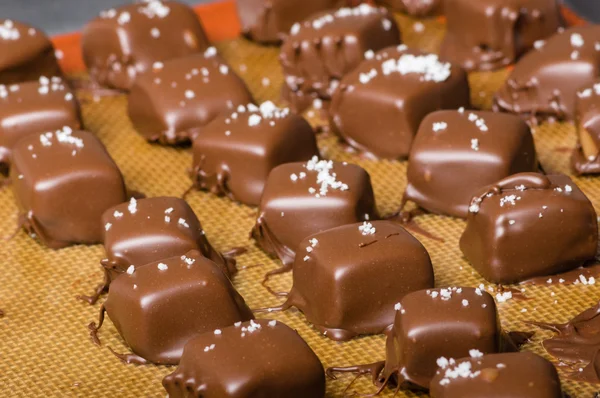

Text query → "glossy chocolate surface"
[236,0,345,44]
[128,50,254,145]
[191,101,319,206]
[405,110,538,218]
[82,1,210,90]
[252,158,378,265]
[101,250,253,365]
[330,46,471,159]
[572,80,600,174]
[0,19,62,85]
[163,319,325,397]
[10,128,127,249]
[494,25,600,121]
[282,221,434,341]
[0,77,81,174]
[441,0,562,71]
[430,352,562,397]
[461,173,598,284]
[375,0,442,17]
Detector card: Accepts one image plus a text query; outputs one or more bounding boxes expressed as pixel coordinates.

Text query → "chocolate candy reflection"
[330,46,470,159]
[404,110,538,218]
[82,1,209,90]
[163,320,325,397]
[572,80,600,174]
[191,101,319,205]
[461,173,598,284]
[10,128,127,248]
[375,0,443,17]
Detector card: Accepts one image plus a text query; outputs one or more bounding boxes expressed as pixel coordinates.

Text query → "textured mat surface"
[0,11,599,398]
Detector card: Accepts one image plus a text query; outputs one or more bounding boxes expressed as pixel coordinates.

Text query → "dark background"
[0,0,598,35]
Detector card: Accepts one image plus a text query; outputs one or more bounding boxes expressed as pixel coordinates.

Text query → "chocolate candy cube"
[430,352,562,398]
[82,1,210,90]
[382,287,503,389]
[330,47,470,159]
[10,128,127,248]
[405,110,538,218]
[0,19,62,85]
[440,0,562,71]
[191,101,319,205]
[375,0,443,17]
[0,77,81,174]
[284,221,434,341]
[460,173,598,284]
[102,250,253,365]
[128,50,253,145]
[572,80,600,174]
[252,158,377,265]
[163,319,325,397]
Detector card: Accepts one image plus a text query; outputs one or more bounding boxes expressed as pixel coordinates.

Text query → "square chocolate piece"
[191,101,319,205]
[10,128,128,248]
[405,110,538,218]
[329,46,471,159]
[440,0,562,71]
[237,0,345,44]
[430,352,562,398]
[0,19,62,85]
[82,1,210,90]
[98,250,253,365]
[163,319,325,397]
[0,77,81,174]
[572,80,600,174]
[460,173,598,284]
[128,50,254,145]
[375,0,443,17]
[382,287,503,389]
[284,221,434,341]
[252,158,378,265]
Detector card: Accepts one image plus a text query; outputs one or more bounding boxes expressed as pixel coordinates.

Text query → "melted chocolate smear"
[222,247,248,258]
[107,346,149,365]
[238,263,262,271]
[571,349,600,384]
[387,206,445,243]
[521,261,600,286]
[326,361,397,397]
[77,267,110,305]
[251,301,291,314]
[88,305,106,347]
[507,331,535,349]
[0,309,4,318]
[496,285,530,301]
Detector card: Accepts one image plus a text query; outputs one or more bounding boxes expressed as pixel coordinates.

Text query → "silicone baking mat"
[0,1,598,396]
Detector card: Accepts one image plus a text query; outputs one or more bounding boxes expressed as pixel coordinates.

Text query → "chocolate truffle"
[280,4,401,110]
[572,80,600,175]
[460,173,598,284]
[236,0,345,44]
[0,19,62,85]
[191,101,319,205]
[404,110,538,218]
[0,77,81,174]
[128,50,254,145]
[382,287,505,389]
[93,250,253,365]
[329,46,471,159]
[375,0,443,17]
[494,25,600,121]
[10,128,127,249]
[81,1,210,91]
[430,352,562,398]
[101,196,235,285]
[280,221,434,341]
[252,157,378,265]
[440,0,562,71]
[163,319,325,397]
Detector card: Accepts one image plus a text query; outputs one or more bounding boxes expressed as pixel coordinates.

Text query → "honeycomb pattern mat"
[0,11,599,398]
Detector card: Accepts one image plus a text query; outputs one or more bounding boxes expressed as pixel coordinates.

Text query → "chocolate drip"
[252,213,296,286]
[190,160,236,202]
[107,346,149,366]
[388,203,445,243]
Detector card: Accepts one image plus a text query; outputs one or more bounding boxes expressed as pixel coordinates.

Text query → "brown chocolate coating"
[99,250,253,365]
[0,77,81,174]
[405,110,538,218]
[252,158,378,265]
[163,319,325,397]
[494,25,600,121]
[440,0,562,71]
[0,20,62,85]
[382,287,505,390]
[460,173,598,284]
[191,102,319,205]
[81,1,209,90]
[10,128,127,249]
[572,80,600,174]
[236,0,345,44]
[430,352,562,397]
[128,51,254,145]
[375,0,443,17]
[329,46,471,159]
[281,221,434,341]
